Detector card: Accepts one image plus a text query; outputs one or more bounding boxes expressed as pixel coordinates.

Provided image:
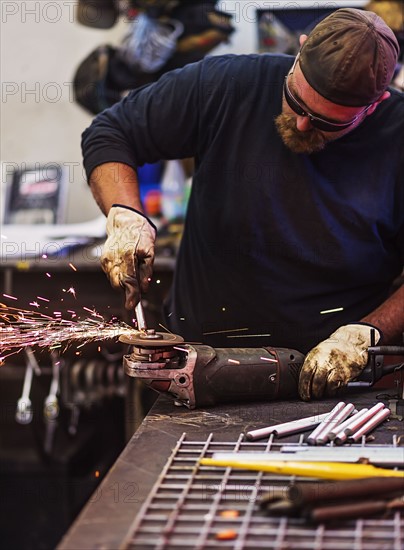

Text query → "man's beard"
[275,113,328,154]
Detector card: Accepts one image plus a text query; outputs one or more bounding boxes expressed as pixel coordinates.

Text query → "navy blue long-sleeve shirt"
[82,54,404,353]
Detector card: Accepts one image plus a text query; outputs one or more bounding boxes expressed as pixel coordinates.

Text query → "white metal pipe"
[306,402,347,445]
[245,411,330,441]
[315,403,356,445]
[348,408,391,443]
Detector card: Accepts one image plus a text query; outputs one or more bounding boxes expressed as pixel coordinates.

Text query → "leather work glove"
[298,324,381,401]
[101,204,157,310]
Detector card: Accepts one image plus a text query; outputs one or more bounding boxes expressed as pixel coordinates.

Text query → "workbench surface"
[57,389,403,550]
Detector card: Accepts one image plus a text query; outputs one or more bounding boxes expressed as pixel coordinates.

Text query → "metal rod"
[271,415,331,438]
[306,402,347,445]
[315,403,356,445]
[245,412,330,441]
[135,301,147,331]
[345,402,386,435]
[348,408,391,443]
[345,403,389,437]
[329,408,369,442]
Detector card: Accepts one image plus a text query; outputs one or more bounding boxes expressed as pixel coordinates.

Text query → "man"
[82,8,404,400]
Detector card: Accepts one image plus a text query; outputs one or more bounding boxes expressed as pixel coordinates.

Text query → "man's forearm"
[89,162,143,215]
[361,282,404,343]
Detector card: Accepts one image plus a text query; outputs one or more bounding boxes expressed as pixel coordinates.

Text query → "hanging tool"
[15,346,40,424]
[43,351,62,421]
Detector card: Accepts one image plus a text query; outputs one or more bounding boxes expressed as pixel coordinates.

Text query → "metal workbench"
[57,389,404,550]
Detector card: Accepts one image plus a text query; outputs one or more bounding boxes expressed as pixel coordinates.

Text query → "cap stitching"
[334,23,372,86]
[375,31,388,89]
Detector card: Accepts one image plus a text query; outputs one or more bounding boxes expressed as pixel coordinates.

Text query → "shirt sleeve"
[81,60,202,180]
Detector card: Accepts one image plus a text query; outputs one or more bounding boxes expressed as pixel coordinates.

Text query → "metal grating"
[122,433,404,550]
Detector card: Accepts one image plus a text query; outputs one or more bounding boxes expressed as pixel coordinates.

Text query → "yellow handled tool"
[199,458,404,480]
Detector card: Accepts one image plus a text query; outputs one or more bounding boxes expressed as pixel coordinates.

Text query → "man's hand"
[298,324,381,401]
[101,205,157,309]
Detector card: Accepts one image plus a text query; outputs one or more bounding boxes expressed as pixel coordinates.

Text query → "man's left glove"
[298,324,381,401]
[101,204,157,310]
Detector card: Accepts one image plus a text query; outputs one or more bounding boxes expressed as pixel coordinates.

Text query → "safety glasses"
[284,55,372,132]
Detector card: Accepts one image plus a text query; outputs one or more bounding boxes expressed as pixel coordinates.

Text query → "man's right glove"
[101,204,157,309]
[298,323,381,401]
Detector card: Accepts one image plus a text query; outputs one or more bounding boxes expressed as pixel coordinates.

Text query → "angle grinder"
[121,303,404,409]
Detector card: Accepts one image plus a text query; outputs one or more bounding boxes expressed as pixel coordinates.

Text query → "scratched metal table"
[57,389,403,550]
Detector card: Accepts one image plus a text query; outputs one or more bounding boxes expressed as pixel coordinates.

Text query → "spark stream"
[0,305,137,357]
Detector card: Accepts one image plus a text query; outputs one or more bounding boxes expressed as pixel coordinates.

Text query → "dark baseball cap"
[299,8,400,106]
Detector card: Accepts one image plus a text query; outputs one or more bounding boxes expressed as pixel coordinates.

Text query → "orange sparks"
[69,263,77,272]
[158,323,175,334]
[215,529,238,541]
[203,327,249,336]
[0,304,136,359]
[67,287,76,298]
[219,510,240,518]
[3,294,17,300]
[82,307,103,319]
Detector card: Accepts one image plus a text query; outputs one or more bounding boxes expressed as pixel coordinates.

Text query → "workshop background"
[1,1,401,549]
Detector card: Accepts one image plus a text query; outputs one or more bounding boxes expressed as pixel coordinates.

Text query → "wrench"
[15,347,40,424]
[43,351,61,421]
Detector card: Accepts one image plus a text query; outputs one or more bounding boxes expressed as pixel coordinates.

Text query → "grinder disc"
[119,331,184,347]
